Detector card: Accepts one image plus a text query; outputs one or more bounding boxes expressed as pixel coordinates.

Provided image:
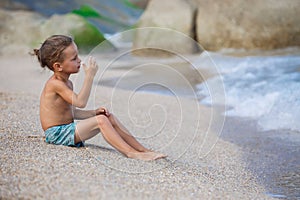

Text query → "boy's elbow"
[73,95,87,108]
[77,104,85,109]
[76,101,87,108]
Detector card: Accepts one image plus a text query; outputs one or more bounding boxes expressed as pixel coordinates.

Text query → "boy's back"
[40,76,74,131]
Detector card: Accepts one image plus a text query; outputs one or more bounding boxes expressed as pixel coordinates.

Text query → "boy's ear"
[53,62,63,72]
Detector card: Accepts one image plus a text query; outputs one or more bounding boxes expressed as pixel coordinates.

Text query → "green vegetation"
[70,16,107,53]
[72,4,129,28]
[70,5,116,53]
[72,4,100,18]
[70,3,143,52]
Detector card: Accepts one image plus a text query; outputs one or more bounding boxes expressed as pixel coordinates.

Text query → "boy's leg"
[108,114,167,159]
[75,115,166,161]
[75,116,137,155]
[108,114,151,152]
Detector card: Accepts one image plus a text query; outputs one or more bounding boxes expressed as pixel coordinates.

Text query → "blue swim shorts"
[44,122,84,147]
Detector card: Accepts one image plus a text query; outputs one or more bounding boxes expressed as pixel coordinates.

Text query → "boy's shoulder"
[45,76,62,88]
[45,76,73,90]
[45,76,72,91]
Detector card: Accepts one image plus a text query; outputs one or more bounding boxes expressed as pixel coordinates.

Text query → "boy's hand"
[82,56,98,77]
[96,107,110,117]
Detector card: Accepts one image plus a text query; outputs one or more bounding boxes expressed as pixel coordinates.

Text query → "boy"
[34,35,166,161]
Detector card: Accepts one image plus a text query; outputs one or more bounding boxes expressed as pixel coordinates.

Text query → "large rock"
[134,0,300,52]
[196,0,300,50]
[0,9,43,55]
[40,13,107,53]
[0,9,109,55]
[132,0,199,56]
[1,0,143,34]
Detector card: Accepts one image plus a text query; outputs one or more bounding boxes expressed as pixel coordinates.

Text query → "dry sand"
[0,53,274,199]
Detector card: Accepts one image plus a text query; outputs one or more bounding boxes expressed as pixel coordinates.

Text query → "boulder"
[133,0,300,52]
[196,0,300,50]
[0,0,143,34]
[40,13,107,53]
[0,9,110,55]
[0,9,43,55]
[132,0,199,56]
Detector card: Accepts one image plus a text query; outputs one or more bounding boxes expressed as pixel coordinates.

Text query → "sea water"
[195,51,300,132]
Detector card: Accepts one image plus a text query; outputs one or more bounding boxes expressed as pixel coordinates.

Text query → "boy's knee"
[96,115,108,126]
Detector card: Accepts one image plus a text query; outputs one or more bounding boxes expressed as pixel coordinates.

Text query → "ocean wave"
[196,51,300,131]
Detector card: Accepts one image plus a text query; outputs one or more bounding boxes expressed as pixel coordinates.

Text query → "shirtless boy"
[34,35,166,161]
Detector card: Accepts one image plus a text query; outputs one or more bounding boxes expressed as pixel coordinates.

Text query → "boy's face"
[59,42,81,74]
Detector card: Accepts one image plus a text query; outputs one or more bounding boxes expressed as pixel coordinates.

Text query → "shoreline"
[222,116,300,199]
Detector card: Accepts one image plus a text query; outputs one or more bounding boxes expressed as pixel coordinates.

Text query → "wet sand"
[0,53,277,199]
[222,117,300,199]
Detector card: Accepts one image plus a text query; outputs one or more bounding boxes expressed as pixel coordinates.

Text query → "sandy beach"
[0,52,286,199]
[1,0,299,198]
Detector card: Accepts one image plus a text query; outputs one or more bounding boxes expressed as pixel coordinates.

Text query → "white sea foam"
[195,51,300,131]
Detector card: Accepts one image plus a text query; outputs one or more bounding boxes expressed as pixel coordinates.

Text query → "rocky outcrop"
[134,0,300,52]
[132,0,199,56]
[0,9,43,55]
[0,9,108,55]
[196,0,300,50]
[1,0,143,34]
[40,13,107,53]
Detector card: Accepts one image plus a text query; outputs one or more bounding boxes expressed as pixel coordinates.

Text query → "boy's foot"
[127,151,167,161]
[152,152,167,160]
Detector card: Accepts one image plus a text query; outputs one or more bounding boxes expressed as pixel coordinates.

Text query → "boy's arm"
[55,57,98,108]
[73,108,96,120]
[73,107,110,120]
